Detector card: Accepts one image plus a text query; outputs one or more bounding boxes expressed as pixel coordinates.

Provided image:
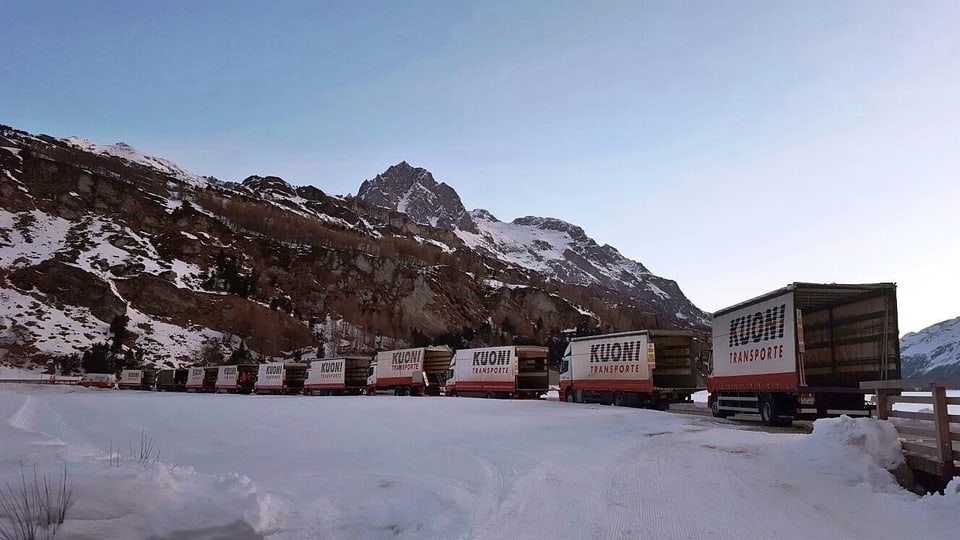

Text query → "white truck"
[186,366,217,392]
[118,369,156,390]
[366,346,453,396]
[304,356,371,396]
[445,345,550,399]
[214,364,257,393]
[254,363,308,395]
[560,330,705,408]
[708,282,900,426]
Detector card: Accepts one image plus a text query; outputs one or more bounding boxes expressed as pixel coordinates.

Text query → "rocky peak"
[241,175,297,199]
[356,162,477,233]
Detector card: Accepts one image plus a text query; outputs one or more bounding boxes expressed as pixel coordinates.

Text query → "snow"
[0,386,957,539]
[900,316,960,376]
[0,209,72,269]
[62,137,209,189]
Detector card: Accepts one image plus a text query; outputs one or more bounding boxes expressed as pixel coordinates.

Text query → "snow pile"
[797,416,905,492]
[61,464,290,538]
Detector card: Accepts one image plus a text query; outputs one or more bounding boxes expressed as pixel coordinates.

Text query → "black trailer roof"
[569,329,695,342]
[712,282,897,317]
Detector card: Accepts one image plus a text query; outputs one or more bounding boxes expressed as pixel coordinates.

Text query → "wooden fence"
[860,378,960,480]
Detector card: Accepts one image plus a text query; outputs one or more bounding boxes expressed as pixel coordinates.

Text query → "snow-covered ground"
[0,385,957,539]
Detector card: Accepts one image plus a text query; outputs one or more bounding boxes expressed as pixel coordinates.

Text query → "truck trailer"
[118,368,156,390]
[254,363,308,395]
[186,366,218,392]
[708,282,900,426]
[156,368,188,391]
[304,356,371,395]
[366,346,453,396]
[445,345,550,399]
[214,364,258,393]
[560,330,706,408]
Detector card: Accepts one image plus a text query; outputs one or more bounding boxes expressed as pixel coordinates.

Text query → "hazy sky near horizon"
[2,1,958,335]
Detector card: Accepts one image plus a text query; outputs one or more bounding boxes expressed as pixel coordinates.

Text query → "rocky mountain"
[357,169,707,324]
[901,316,960,378]
[0,123,707,371]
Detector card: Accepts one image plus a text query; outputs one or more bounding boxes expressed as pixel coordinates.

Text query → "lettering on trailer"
[391,350,422,372]
[728,304,786,347]
[317,361,343,380]
[589,363,645,374]
[223,367,237,376]
[589,341,643,363]
[124,371,140,381]
[727,303,787,365]
[266,365,283,376]
[472,350,511,374]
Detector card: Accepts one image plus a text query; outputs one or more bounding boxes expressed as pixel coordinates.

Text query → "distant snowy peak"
[511,216,590,243]
[901,316,960,378]
[357,161,477,232]
[63,137,208,188]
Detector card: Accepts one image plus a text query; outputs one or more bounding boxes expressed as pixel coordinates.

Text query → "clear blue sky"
[2,1,958,334]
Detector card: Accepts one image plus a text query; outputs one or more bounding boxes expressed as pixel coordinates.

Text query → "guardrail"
[0,376,82,385]
[860,378,959,481]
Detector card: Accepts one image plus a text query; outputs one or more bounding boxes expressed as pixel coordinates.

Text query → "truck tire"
[566,390,576,403]
[760,396,776,426]
[613,392,625,407]
[485,392,494,399]
[710,398,729,418]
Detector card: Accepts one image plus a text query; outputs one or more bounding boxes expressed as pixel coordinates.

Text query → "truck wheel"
[566,390,576,403]
[613,392,625,407]
[760,397,776,426]
[710,398,728,418]
[485,392,494,399]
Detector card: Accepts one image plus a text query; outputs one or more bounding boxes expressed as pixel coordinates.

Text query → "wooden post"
[876,389,889,420]
[931,384,955,478]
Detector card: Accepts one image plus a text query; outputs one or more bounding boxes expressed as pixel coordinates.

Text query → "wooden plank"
[902,441,940,459]
[889,410,935,421]
[895,425,936,439]
[932,386,956,477]
[861,378,960,390]
[877,389,889,421]
[905,454,946,477]
[889,395,935,405]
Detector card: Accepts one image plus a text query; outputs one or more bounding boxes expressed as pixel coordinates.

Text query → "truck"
[156,368,188,391]
[445,345,550,399]
[559,330,706,408]
[254,363,308,395]
[118,368,156,390]
[304,356,372,395]
[185,366,218,392]
[214,364,258,394]
[79,373,117,388]
[707,282,900,426]
[366,346,453,396]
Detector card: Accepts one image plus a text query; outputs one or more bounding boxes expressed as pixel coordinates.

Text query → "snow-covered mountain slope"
[63,137,210,188]
[901,316,960,378]
[357,164,708,325]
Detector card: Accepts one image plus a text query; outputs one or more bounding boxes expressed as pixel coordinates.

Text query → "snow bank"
[797,416,905,493]
[60,463,290,538]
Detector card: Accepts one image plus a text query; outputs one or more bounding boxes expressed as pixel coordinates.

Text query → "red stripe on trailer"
[453,381,516,393]
[563,379,654,393]
[377,377,419,386]
[304,384,345,390]
[707,372,797,392]
[256,385,283,390]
